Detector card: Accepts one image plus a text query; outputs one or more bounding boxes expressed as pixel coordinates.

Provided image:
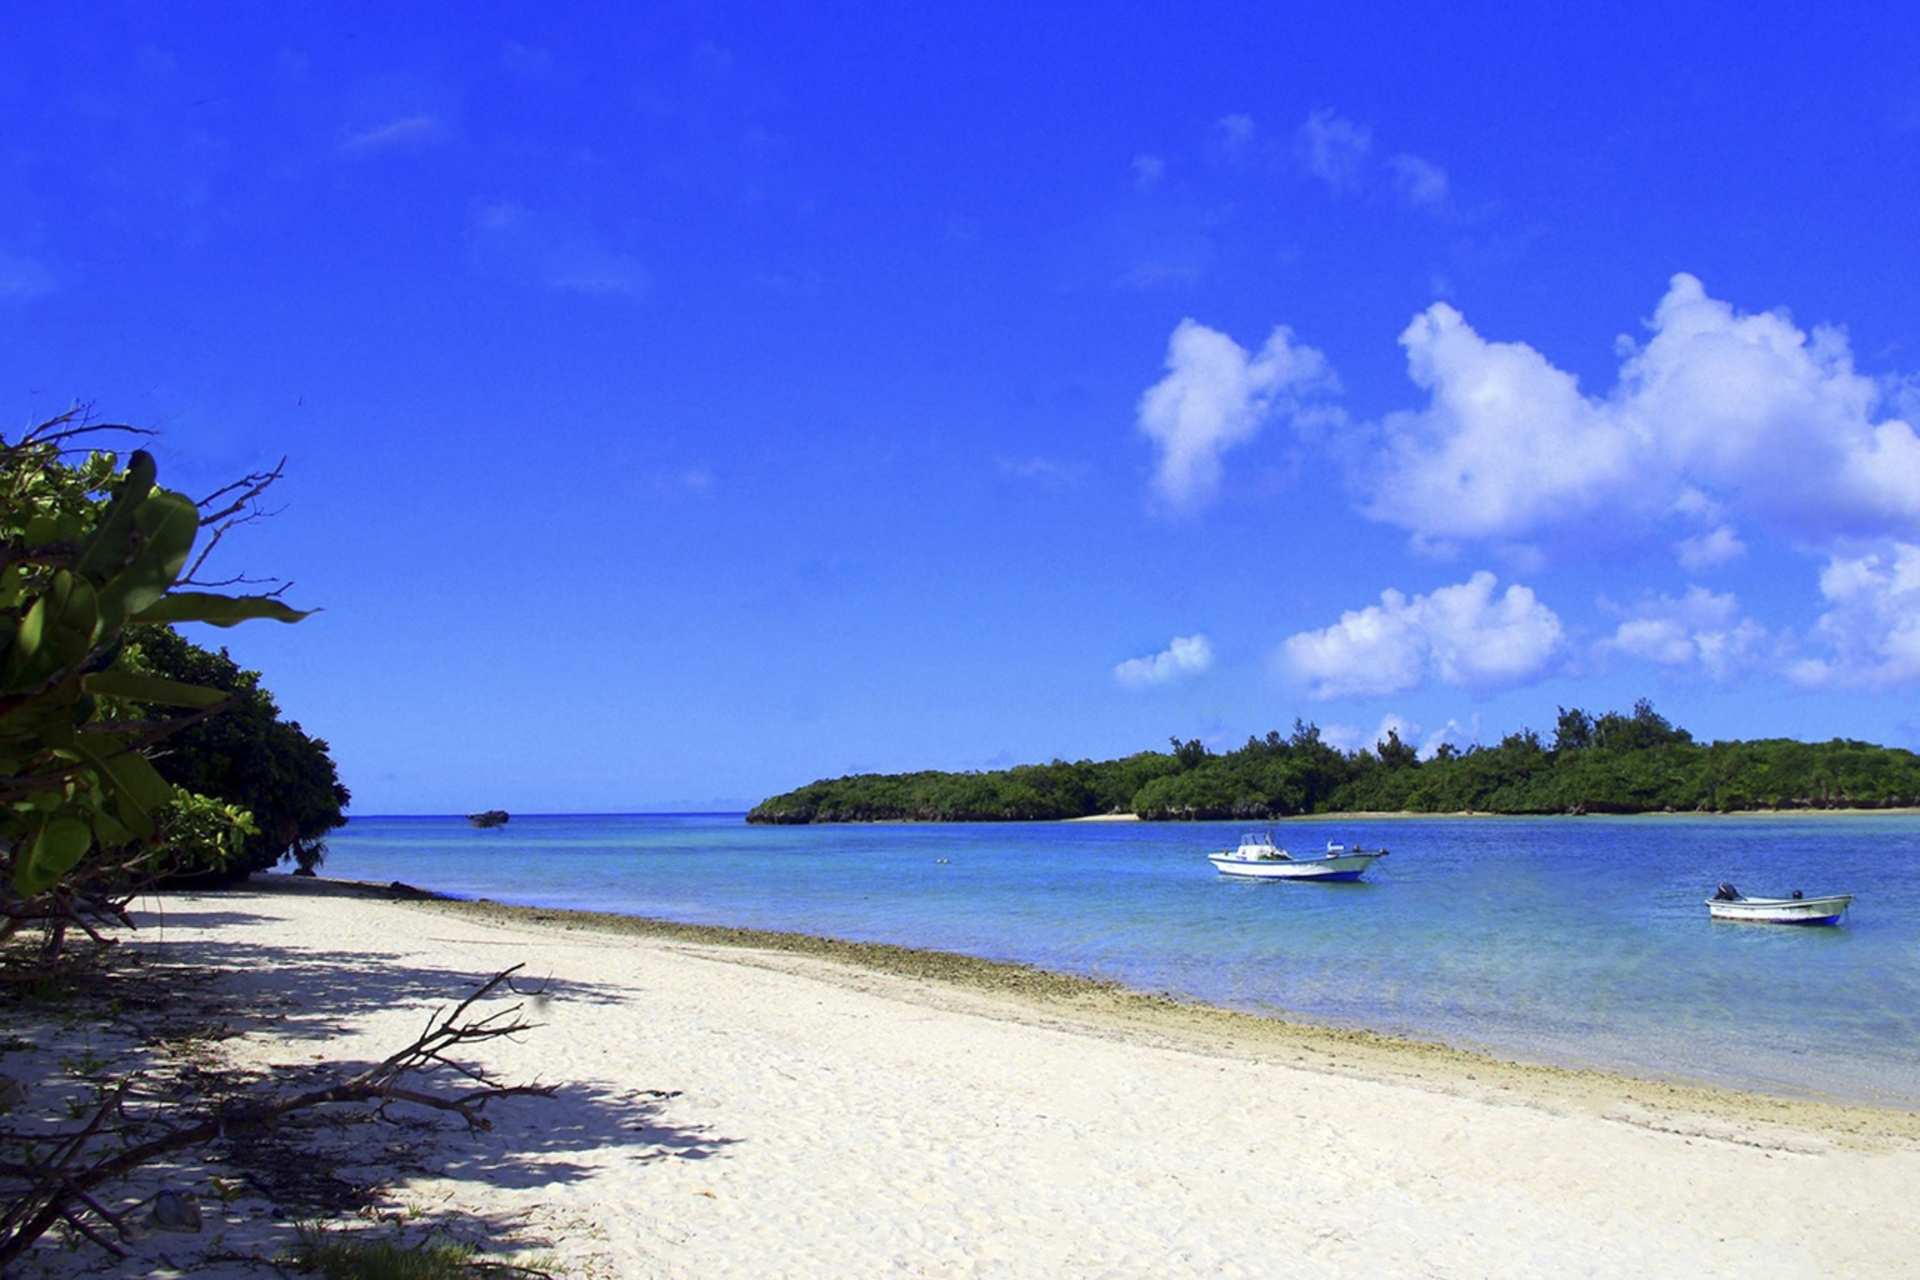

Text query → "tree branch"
[0,966,555,1269]
[184,459,287,586]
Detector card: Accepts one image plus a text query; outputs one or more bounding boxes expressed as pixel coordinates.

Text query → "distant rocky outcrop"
[466,810,510,829]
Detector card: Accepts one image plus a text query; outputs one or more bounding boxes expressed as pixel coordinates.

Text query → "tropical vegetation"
[0,412,337,950]
[747,700,1920,822]
[0,415,529,1273]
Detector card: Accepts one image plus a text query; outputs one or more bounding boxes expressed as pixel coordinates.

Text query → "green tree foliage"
[1170,736,1209,770]
[127,626,348,879]
[1376,728,1419,770]
[1553,706,1594,753]
[0,413,311,942]
[749,702,1920,822]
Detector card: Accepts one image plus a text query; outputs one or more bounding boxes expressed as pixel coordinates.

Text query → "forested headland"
[746,701,1920,823]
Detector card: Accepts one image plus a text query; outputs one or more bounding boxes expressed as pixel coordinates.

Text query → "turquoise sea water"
[320,813,1920,1108]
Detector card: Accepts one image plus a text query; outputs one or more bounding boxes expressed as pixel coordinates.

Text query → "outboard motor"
[1713,882,1740,901]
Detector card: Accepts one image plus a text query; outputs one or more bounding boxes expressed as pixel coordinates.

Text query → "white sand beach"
[13,876,1920,1278]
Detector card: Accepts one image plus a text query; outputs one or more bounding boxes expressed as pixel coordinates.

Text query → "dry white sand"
[11,876,1920,1278]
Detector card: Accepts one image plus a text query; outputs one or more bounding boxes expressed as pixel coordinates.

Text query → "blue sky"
[5,3,1919,813]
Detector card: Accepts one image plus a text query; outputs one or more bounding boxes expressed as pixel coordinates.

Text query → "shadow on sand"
[88,887,741,1262]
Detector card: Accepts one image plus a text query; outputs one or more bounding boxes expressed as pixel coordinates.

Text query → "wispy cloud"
[1281,571,1565,699]
[1388,153,1449,207]
[1296,109,1371,195]
[997,455,1089,489]
[1213,113,1257,158]
[0,249,54,299]
[544,247,652,298]
[1290,110,1449,210]
[1115,634,1214,688]
[499,41,553,77]
[646,466,717,497]
[471,202,650,300]
[1136,318,1336,512]
[337,114,442,156]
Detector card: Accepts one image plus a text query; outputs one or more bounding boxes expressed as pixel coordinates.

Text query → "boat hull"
[1209,852,1386,881]
[1705,895,1852,925]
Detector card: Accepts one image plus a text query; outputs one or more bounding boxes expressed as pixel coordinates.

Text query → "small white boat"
[1706,883,1852,925]
[1209,832,1388,881]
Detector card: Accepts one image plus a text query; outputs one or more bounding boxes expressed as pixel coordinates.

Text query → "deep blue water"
[320,813,1920,1108]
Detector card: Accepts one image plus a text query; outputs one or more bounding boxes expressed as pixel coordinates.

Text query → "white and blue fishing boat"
[1208,832,1388,881]
[1706,883,1852,925]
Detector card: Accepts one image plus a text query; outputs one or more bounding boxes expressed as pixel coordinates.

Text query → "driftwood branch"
[0,966,554,1270]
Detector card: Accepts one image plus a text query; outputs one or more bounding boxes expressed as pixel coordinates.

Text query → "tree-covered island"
[747,700,1920,823]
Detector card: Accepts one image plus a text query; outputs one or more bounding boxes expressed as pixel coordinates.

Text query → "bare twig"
[193,458,286,527]
[0,965,555,1269]
[184,458,287,585]
[14,409,153,456]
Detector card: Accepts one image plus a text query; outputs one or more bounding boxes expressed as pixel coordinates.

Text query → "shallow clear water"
[320,813,1920,1108]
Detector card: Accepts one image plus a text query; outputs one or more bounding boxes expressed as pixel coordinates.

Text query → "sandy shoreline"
[11,874,1920,1277]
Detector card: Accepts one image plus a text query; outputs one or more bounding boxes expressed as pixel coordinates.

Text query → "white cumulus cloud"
[1363,274,1920,557]
[1281,571,1565,699]
[1422,719,1476,758]
[1599,586,1766,681]
[1321,712,1422,757]
[1115,634,1214,688]
[1136,319,1334,511]
[1365,303,1640,544]
[1794,543,1920,688]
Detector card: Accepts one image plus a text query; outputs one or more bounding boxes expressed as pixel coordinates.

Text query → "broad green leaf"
[15,814,92,895]
[0,692,68,738]
[72,738,173,839]
[1,583,48,685]
[131,592,314,627]
[95,489,201,629]
[80,670,232,709]
[91,808,134,850]
[134,489,200,581]
[72,451,158,578]
[3,573,103,688]
[21,513,64,545]
[41,573,103,670]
